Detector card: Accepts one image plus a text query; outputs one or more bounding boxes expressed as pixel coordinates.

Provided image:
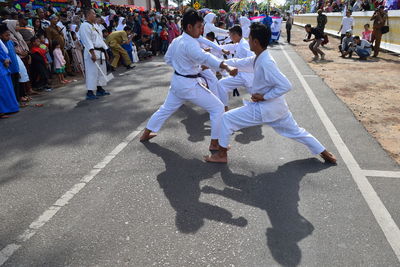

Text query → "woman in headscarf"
[166,16,179,43]
[116,17,126,31]
[0,25,19,118]
[203,12,228,38]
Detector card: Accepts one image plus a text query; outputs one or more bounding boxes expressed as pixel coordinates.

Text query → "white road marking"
[280,44,400,262]
[361,170,400,178]
[0,124,146,266]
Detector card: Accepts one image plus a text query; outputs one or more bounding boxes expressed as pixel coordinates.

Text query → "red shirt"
[31,46,48,64]
[160,30,168,41]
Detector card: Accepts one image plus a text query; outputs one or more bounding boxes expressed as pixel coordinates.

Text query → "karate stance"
[205,23,336,164]
[140,9,237,151]
[203,13,228,38]
[79,9,110,100]
[217,25,254,111]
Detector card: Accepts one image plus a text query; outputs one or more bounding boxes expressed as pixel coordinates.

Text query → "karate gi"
[203,13,228,38]
[78,21,108,91]
[217,38,255,106]
[219,50,326,155]
[146,33,225,140]
[239,16,251,39]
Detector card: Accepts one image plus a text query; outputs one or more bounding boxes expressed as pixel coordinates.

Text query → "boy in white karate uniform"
[140,9,237,151]
[205,23,336,164]
[217,25,254,111]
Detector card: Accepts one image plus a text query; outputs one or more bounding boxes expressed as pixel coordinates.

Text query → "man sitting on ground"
[135,34,153,61]
[339,29,354,58]
[350,36,372,60]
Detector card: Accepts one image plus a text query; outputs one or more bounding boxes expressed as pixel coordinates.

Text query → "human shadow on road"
[234,125,264,144]
[143,142,248,234]
[179,105,210,143]
[202,158,332,267]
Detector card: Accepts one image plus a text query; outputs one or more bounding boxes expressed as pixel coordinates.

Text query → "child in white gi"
[140,8,237,151]
[205,23,336,164]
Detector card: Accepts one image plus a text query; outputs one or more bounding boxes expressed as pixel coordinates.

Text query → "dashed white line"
[0,124,146,266]
[362,170,400,178]
[280,44,400,262]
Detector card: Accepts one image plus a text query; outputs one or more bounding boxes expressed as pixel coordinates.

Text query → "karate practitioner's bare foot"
[140,129,157,142]
[320,150,337,164]
[204,147,228,163]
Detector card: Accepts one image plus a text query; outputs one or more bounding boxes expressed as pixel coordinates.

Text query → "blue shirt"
[262,16,272,28]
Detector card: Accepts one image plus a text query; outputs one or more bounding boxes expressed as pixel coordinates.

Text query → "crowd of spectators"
[0,4,189,118]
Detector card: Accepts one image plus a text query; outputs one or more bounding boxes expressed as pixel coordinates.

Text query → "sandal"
[0,114,10,119]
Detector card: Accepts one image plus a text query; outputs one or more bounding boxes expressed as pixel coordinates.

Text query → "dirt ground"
[283,25,400,164]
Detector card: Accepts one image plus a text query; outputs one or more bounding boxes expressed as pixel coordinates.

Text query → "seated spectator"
[340,30,354,58]
[362,23,372,42]
[135,34,153,61]
[350,36,372,60]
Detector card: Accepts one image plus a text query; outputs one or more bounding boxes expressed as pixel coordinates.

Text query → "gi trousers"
[83,51,107,91]
[217,74,250,106]
[110,45,132,68]
[146,85,225,140]
[219,103,325,154]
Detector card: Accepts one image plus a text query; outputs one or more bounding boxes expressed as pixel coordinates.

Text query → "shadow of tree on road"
[234,125,264,144]
[201,158,333,266]
[143,142,248,234]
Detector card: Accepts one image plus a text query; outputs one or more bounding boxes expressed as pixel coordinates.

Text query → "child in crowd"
[160,26,169,54]
[38,34,52,71]
[71,31,84,75]
[362,23,372,42]
[52,40,70,84]
[30,36,52,91]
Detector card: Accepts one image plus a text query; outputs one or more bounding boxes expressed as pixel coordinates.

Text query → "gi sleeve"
[197,36,222,52]
[221,43,238,54]
[262,63,292,100]
[187,39,222,70]
[79,24,94,51]
[164,37,178,66]
[225,56,255,73]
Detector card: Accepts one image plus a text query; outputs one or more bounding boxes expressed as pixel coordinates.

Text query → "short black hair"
[206,31,215,40]
[83,8,94,18]
[305,24,312,28]
[364,23,370,27]
[123,25,132,32]
[249,22,270,48]
[0,23,9,35]
[229,25,242,36]
[182,8,203,31]
[353,35,360,40]
[30,35,40,43]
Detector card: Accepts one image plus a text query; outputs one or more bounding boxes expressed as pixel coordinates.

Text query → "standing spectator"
[167,16,180,43]
[0,24,19,117]
[370,6,387,57]
[160,26,169,54]
[17,15,34,45]
[30,35,52,91]
[286,12,293,44]
[361,0,372,10]
[105,26,135,70]
[32,17,46,38]
[78,8,110,100]
[36,8,50,30]
[52,40,69,84]
[338,10,355,43]
[362,23,372,42]
[71,31,84,74]
[304,24,326,60]
[316,9,327,32]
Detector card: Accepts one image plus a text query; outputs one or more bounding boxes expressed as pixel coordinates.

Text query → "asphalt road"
[1,43,400,267]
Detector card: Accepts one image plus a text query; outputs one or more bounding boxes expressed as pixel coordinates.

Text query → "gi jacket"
[226,50,292,122]
[165,33,222,98]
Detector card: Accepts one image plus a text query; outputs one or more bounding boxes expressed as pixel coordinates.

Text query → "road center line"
[361,170,400,178]
[279,44,400,262]
[0,124,146,266]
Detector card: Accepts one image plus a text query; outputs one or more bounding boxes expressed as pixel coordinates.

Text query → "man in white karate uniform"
[239,12,251,39]
[217,25,255,111]
[78,9,110,100]
[205,23,336,164]
[140,9,237,151]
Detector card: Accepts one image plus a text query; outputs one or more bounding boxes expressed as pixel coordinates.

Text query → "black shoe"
[126,64,136,70]
[110,66,116,72]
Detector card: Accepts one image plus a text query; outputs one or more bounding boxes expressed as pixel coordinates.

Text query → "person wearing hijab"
[239,12,251,39]
[203,13,228,38]
[0,24,19,117]
[116,17,126,31]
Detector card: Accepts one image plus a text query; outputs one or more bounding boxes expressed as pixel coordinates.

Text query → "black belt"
[94,48,106,64]
[174,71,201,79]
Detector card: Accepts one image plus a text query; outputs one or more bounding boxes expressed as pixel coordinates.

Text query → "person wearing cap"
[370,6,388,57]
[339,29,354,58]
[18,14,34,45]
[338,10,354,44]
